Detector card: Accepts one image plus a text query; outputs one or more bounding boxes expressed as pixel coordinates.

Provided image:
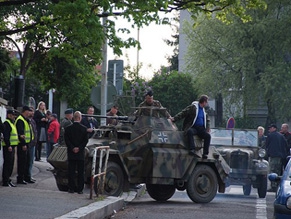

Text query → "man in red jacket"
[47,113,60,158]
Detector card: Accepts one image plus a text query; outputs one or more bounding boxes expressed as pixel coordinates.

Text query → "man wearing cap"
[15,106,33,184]
[265,124,288,191]
[134,90,171,118]
[47,113,60,158]
[2,109,17,187]
[59,108,73,145]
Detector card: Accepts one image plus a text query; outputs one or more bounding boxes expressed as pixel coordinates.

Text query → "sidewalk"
[0,158,145,219]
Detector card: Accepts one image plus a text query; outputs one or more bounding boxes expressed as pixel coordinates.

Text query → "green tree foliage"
[0,0,266,107]
[149,70,197,117]
[184,0,291,127]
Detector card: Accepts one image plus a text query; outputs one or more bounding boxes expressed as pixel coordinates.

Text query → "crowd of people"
[0,101,119,193]
[2,92,290,194]
[258,123,291,192]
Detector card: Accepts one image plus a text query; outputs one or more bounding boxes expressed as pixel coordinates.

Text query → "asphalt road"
[111,186,276,219]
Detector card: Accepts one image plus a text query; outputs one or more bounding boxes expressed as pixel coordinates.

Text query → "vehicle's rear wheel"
[257,175,267,198]
[54,171,69,192]
[146,184,176,202]
[186,164,218,203]
[56,183,69,192]
[94,161,124,196]
[243,184,252,196]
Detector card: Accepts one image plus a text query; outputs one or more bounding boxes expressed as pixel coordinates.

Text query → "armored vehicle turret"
[48,107,230,203]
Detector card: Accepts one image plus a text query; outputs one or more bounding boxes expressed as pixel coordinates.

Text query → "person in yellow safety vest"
[15,106,33,184]
[2,109,18,187]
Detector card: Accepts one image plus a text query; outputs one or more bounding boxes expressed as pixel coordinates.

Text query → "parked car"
[268,158,291,219]
[211,128,269,198]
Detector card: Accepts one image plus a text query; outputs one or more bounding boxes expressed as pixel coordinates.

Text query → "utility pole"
[100,16,108,126]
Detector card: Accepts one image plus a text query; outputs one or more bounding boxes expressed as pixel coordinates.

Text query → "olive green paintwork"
[211,128,269,198]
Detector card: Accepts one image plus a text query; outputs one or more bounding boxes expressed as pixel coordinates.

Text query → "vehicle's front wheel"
[94,161,124,196]
[146,184,175,202]
[243,184,252,196]
[186,164,218,203]
[257,175,267,198]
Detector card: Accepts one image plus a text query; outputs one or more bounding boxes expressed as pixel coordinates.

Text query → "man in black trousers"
[64,111,88,194]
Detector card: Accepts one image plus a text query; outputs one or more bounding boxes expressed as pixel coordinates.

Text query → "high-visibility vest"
[2,119,19,146]
[15,115,31,143]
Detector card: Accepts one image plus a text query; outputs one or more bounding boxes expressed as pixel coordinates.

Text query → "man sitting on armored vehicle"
[170,95,210,159]
[134,90,171,118]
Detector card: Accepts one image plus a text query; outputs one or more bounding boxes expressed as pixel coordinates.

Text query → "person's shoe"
[8,181,17,187]
[202,154,208,159]
[17,180,27,185]
[35,158,40,161]
[77,191,83,194]
[26,180,35,184]
[2,183,10,187]
[30,178,36,182]
[68,189,74,193]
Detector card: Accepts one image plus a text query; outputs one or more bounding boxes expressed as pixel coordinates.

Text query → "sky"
[107,13,177,80]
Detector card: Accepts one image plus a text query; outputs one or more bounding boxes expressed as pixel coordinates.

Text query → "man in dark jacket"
[81,106,99,138]
[2,109,17,187]
[266,124,288,191]
[64,111,88,194]
[171,95,210,159]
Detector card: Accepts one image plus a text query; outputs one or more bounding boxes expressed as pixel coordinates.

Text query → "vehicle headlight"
[287,197,291,209]
[258,149,266,158]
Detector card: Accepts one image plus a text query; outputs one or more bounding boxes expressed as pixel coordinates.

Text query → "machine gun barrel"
[81,114,128,120]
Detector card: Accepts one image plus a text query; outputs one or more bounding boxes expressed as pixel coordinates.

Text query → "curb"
[56,184,146,219]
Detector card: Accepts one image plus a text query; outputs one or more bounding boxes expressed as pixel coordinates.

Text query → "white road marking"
[256,198,267,219]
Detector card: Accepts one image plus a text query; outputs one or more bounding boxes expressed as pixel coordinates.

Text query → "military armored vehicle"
[210,128,269,198]
[48,107,230,203]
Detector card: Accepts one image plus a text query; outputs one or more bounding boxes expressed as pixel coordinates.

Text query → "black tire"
[54,171,69,192]
[243,184,252,196]
[257,175,267,198]
[186,164,218,203]
[56,183,69,192]
[94,161,124,196]
[146,184,176,202]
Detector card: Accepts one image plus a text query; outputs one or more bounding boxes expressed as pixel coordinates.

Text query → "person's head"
[46,110,52,118]
[73,111,82,122]
[198,95,209,108]
[51,113,58,121]
[22,105,33,118]
[87,106,95,115]
[257,126,265,136]
[268,124,277,133]
[144,90,154,105]
[28,106,35,119]
[65,108,73,120]
[6,109,16,121]
[37,101,46,112]
[281,123,289,134]
[110,106,118,115]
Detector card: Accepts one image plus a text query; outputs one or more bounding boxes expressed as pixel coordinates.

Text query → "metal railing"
[90,146,110,199]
